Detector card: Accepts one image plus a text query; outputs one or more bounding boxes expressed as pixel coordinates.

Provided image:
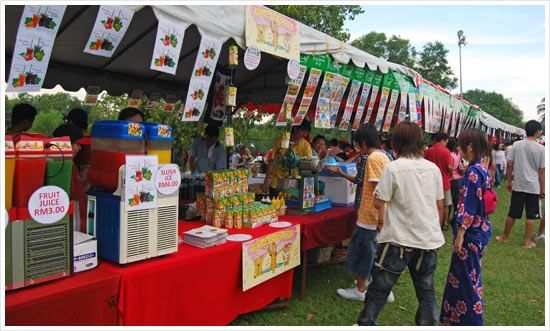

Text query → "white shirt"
[374,157,445,250]
[507,139,545,194]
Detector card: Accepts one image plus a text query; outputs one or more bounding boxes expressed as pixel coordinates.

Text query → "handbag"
[472,165,498,215]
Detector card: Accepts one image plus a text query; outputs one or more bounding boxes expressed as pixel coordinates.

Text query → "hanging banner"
[408,92,417,123]
[339,67,364,131]
[275,64,307,126]
[84,5,134,57]
[242,225,300,291]
[150,15,188,75]
[182,34,223,121]
[125,155,158,212]
[211,72,231,121]
[329,64,351,128]
[415,87,423,126]
[363,72,383,125]
[7,5,66,92]
[352,70,374,131]
[245,5,300,60]
[375,73,396,132]
[382,90,399,132]
[314,71,338,128]
[292,67,322,126]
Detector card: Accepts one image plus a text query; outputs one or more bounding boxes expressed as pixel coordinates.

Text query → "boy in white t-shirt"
[356,122,445,326]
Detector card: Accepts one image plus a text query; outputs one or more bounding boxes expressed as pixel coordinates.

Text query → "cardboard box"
[73,231,98,273]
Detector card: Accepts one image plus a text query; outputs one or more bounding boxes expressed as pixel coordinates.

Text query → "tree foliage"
[462,89,524,127]
[270,5,364,42]
[352,34,457,90]
[416,41,458,90]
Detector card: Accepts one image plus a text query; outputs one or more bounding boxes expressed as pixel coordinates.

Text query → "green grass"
[233,186,545,326]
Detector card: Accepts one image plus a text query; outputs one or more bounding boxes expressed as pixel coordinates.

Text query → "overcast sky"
[345,4,547,121]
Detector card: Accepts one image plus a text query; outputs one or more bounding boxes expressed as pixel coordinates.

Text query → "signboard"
[150,14,188,75]
[244,46,261,70]
[314,71,337,128]
[7,5,66,92]
[242,225,300,291]
[125,155,158,211]
[84,5,134,57]
[339,79,362,131]
[245,5,300,60]
[28,186,70,224]
[182,34,223,121]
[363,72,383,124]
[155,164,181,196]
[292,67,322,126]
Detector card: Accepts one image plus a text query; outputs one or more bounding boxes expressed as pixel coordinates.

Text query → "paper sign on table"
[275,64,306,126]
[84,5,134,57]
[242,225,300,291]
[6,5,66,92]
[182,34,222,121]
[150,14,188,75]
[292,67,322,126]
[125,155,158,212]
[245,5,300,60]
[339,79,362,131]
[211,72,231,121]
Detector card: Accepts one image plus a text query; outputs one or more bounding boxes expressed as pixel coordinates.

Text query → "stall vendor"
[118,107,145,122]
[6,103,37,136]
[231,144,252,169]
[262,119,313,196]
[189,124,227,173]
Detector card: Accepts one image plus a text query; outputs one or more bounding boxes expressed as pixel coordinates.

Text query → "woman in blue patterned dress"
[440,129,493,326]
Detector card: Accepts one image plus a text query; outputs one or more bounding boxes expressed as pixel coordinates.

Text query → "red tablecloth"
[99,221,294,326]
[5,267,121,326]
[282,206,356,250]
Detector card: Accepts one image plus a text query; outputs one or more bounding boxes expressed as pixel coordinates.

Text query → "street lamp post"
[457,30,467,97]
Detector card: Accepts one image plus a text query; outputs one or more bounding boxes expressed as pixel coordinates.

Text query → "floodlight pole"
[457,30,466,97]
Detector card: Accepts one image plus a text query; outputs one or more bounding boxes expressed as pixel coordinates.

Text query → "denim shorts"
[345,226,378,277]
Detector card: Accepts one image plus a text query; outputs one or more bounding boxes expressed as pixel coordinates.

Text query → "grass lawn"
[233,186,546,326]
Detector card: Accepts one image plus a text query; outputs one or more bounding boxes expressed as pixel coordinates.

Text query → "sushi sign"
[6,5,66,92]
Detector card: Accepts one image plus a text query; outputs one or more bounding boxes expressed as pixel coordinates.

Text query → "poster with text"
[397,92,408,123]
[211,72,231,121]
[382,90,399,132]
[125,155,158,212]
[408,92,418,123]
[242,225,300,291]
[314,71,337,128]
[150,14,188,75]
[7,5,66,92]
[329,76,349,128]
[182,34,222,121]
[84,5,134,57]
[352,83,372,130]
[339,79,362,131]
[292,67,322,126]
[374,87,390,131]
[275,64,306,126]
[245,5,300,60]
[364,85,380,124]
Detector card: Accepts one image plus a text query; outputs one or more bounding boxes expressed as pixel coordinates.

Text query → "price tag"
[155,164,181,195]
[244,46,261,70]
[28,186,70,224]
[287,59,300,80]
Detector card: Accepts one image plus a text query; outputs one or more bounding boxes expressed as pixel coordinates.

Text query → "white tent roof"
[5,4,524,135]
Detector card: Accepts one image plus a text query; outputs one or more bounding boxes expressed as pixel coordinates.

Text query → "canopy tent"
[4,4,524,136]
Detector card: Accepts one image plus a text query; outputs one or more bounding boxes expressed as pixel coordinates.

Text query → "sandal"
[495,236,510,243]
[523,242,536,249]
[441,224,449,231]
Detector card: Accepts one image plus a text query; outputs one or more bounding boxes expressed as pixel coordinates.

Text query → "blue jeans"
[357,243,439,326]
[345,227,378,277]
[494,165,502,187]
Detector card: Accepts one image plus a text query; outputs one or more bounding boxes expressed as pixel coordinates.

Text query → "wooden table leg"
[301,249,307,301]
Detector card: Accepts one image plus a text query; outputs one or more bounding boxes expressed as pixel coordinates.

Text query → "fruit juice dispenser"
[12,134,48,208]
[45,137,74,196]
[144,123,173,164]
[5,136,15,209]
[88,121,145,192]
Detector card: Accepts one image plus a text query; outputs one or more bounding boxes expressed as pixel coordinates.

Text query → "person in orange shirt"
[336,123,393,303]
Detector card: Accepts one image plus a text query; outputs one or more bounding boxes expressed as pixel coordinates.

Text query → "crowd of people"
[7,102,545,326]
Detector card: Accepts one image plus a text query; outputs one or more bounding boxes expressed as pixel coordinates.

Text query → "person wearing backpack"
[440,128,495,326]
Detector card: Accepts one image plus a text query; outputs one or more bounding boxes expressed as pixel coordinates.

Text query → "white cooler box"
[318,176,357,206]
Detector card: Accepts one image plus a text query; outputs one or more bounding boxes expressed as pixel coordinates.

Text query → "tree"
[352,32,417,69]
[269,5,364,41]
[462,89,524,127]
[416,41,458,90]
[30,108,64,135]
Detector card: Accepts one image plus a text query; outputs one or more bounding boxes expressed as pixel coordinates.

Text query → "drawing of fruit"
[192,107,200,116]
[113,16,123,32]
[33,46,45,61]
[102,16,114,29]
[170,34,178,48]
